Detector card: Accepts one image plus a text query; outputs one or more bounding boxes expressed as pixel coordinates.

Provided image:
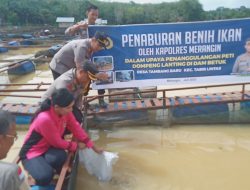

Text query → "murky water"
[0,47,53,104]
[2,46,250,190]
[76,124,250,190]
[0,47,37,60]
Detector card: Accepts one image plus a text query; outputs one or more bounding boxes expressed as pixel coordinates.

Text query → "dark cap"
[82,61,99,80]
[94,31,110,49]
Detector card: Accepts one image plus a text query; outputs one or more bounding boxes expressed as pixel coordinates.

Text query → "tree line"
[0,0,250,26]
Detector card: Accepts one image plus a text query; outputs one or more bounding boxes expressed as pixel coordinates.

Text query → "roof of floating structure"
[56,17,75,23]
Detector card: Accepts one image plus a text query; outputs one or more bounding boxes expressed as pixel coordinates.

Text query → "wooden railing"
[83,82,250,115]
[0,82,50,98]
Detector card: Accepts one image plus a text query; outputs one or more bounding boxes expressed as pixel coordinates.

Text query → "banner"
[89,18,250,89]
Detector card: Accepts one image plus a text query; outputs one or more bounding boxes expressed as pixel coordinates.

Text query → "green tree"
[0,0,250,26]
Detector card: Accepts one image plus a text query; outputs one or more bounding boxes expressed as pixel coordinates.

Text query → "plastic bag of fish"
[79,148,119,181]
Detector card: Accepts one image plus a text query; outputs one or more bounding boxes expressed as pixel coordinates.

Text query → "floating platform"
[7,60,35,75]
[0,46,8,53]
[2,89,250,124]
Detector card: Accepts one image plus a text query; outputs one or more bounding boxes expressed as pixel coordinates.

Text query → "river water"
[2,48,250,190]
[77,124,250,190]
[0,47,53,104]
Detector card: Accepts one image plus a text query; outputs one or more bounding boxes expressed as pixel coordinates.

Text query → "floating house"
[56,17,75,28]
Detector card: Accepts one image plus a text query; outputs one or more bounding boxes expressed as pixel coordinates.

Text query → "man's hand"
[75,21,88,30]
[96,72,109,80]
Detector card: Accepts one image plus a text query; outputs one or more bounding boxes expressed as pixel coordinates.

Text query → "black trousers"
[98,89,105,95]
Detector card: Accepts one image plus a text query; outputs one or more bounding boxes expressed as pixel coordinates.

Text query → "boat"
[7,60,36,75]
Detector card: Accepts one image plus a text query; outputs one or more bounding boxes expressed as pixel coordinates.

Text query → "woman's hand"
[78,142,103,154]
[92,145,104,154]
[77,142,86,149]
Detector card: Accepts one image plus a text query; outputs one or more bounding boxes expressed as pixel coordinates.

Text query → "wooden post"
[242,84,245,100]
[82,96,88,131]
[163,90,166,109]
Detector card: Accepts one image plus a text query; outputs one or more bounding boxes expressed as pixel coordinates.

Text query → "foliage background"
[0,0,249,26]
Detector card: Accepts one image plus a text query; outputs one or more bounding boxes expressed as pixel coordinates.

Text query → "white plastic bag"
[79,148,119,181]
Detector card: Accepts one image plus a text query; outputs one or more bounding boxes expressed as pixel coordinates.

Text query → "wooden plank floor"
[2,90,250,116]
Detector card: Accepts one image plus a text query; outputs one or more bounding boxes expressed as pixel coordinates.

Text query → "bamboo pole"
[0,56,34,69]
[0,82,51,86]
[0,94,41,98]
[0,89,47,92]
[0,56,51,63]
[0,55,45,72]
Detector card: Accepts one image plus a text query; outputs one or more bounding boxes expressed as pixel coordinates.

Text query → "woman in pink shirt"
[19,88,102,187]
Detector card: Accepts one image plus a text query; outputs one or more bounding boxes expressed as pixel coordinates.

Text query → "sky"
[99,0,250,11]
